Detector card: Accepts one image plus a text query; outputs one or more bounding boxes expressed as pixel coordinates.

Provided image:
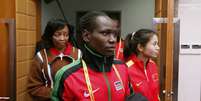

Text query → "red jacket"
[56,45,130,101]
[125,54,160,101]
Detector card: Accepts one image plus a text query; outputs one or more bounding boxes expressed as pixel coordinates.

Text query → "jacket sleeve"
[27,56,51,101]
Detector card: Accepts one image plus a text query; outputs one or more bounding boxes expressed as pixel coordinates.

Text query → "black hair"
[76,11,110,49]
[123,29,157,59]
[35,19,74,53]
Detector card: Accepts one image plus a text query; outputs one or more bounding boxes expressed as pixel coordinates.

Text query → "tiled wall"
[16,0,40,100]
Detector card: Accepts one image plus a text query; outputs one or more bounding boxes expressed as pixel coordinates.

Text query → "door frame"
[8,19,16,101]
[155,0,179,101]
[0,0,16,100]
[0,19,16,101]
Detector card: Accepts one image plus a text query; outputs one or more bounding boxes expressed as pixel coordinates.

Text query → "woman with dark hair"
[35,19,76,53]
[27,19,80,101]
[124,29,160,101]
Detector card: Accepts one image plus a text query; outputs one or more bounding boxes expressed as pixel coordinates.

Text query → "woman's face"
[52,25,69,49]
[142,34,160,58]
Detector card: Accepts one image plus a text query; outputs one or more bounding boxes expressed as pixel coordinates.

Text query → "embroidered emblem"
[126,60,134,68]
[114,81,123,91]
[83,88,100,98]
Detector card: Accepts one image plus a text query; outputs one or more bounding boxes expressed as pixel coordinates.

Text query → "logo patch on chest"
[114,81,123,91]
[83,88,100,98]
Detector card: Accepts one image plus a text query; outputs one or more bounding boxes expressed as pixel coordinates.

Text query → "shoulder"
[113,59,128,71]
[125,59,135,68]
[53,59,82,99]
[34,49,47,63]
[35,49,47,61]
[113,59,124,64]
[60,59,82,81]
[70,46,82,60]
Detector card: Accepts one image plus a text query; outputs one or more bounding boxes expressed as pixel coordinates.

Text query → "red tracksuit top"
[125,54,160,101]
[60,61,129,101]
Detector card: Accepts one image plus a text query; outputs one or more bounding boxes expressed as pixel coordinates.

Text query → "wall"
[41,0,155,38]
[16,0,40,101]
[178,0,201,101]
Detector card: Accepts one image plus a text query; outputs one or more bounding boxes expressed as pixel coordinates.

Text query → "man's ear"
[82,30,91,43]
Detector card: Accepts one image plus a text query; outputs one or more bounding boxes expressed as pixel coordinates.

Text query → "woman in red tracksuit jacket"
[123,29,160,101]
[52,11,130,101]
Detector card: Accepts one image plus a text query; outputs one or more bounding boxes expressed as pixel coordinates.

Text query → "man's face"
[83,16,118,56]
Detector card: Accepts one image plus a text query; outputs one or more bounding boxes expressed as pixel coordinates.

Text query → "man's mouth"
[106,47,115,51]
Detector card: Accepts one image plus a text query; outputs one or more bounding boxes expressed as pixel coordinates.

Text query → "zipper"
[102,57,111,101]
[144,66,149,82]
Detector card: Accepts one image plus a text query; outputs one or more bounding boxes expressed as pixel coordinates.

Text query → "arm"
[27,56,51,100]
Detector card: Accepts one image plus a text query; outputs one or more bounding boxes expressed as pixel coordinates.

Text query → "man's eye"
[100,31,108,36]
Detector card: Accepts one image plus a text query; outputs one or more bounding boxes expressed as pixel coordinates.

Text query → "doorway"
[41,0,179,101]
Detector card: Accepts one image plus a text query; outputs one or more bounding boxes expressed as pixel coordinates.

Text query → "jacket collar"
[82,44,114,72]
[49,43,72,56]
[127,53,150,71]
[47,43,72,63]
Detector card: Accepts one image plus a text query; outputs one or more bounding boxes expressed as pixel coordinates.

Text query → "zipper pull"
[59,53,64,60]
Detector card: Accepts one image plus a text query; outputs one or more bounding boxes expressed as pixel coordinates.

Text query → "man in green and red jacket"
[52,11,130,101]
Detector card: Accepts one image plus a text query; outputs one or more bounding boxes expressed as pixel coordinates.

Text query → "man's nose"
[108,34,116,43]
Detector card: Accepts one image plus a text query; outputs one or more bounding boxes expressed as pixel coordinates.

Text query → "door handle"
[162,90,166,94]
[162,90,174,97]
[167,91,174,97]
[170,91,174,95]
[0,97,10,100]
